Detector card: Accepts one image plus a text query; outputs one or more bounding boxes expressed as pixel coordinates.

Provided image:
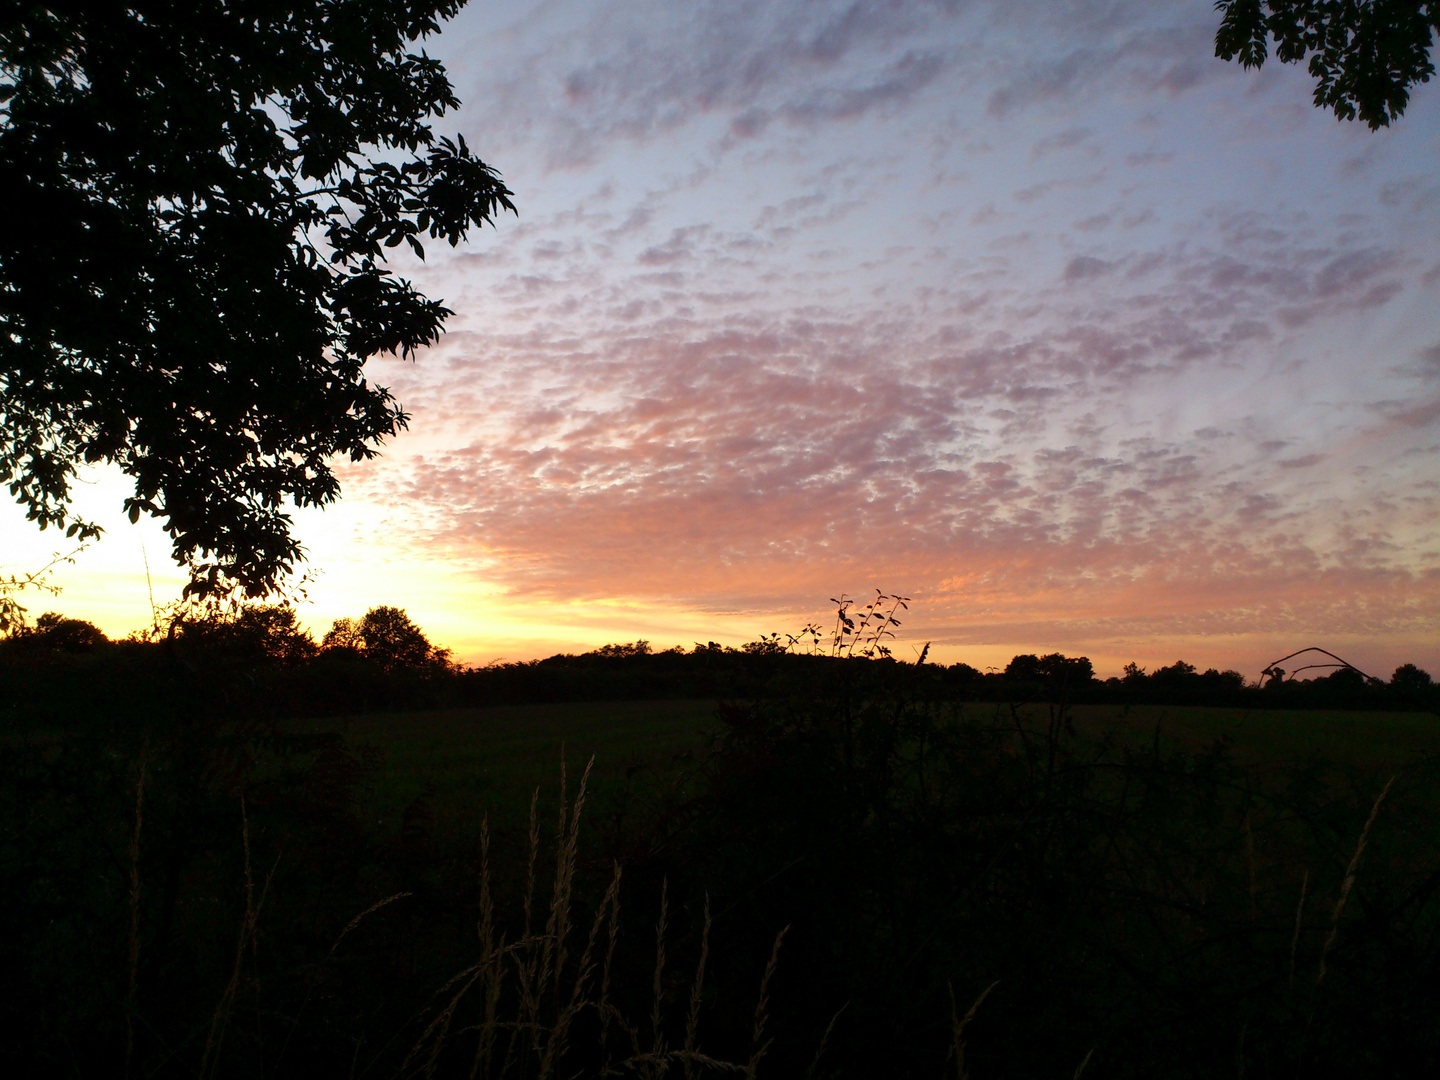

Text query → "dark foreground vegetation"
[3,605,1439,1078]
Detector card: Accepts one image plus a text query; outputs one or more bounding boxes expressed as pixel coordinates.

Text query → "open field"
[293,699,720,833]
[293,699,1440,831]
[8,687,1439,1077]
[1068,702,1440,769]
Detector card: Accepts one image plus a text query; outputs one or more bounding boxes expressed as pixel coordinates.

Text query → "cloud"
[1031,127,1092,159]
[983,18,1218,119]
[358,244,1438,633]
[637,226,707,266]
[1072,213,1112,231]
[1374,395,1440,430]
[1314,248,1398,297]
[1125,149,1173,167]
[464,0,968,169]
[344,0,1440,668]
[1418,343,1440,380]
[1064,255,1111,283]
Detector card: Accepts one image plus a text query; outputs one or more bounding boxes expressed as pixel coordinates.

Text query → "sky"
[4,0,1439,677]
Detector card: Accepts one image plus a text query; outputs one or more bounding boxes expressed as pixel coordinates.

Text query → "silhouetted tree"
[180,603,318,664]
[1039,651,1094,684]
[1198,667,1247,692]
[322,616,364,652]
[1004,653,1043,681]
[594,640,654,657]
[1388,665,1434,714]
[1,1,514,597]
[1004,652,1095,695]
[324,604,447,670]
[1390,662,1433,695]
[1215,0,1439,127]
[19,611,107,652]
[1151,659,1198,686]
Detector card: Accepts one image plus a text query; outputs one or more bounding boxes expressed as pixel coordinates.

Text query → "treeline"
[3,606,1436,724]
[1,606,455,726]
[454,643,1437,712]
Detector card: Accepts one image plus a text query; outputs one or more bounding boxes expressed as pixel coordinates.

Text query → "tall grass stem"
[123,743,147,1080]
[745,925,789,1079]
[1317,775,1397,988]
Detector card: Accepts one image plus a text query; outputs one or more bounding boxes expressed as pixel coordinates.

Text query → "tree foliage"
[11,610,108,652]
[324,604,447,669]
[1215,0,1439,127]
[178,602,318,663]
[0,1,514,597]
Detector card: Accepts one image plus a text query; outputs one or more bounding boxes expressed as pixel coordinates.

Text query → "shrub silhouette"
[18,611,108,652]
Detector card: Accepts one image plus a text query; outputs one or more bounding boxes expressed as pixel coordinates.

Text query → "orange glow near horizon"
[5,466,1434,682]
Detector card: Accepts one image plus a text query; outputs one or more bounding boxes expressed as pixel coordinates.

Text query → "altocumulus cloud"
[320,0,1440,669]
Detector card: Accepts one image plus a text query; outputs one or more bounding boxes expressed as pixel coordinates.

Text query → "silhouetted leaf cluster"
[1215,0,1439,127]
[0,1,513,596]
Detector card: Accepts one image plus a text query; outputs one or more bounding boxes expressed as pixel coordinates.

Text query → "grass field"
[295,698,1440,842]
[294,699,721,835]
[9,689,1438,1076]
[1069,702,1440,769]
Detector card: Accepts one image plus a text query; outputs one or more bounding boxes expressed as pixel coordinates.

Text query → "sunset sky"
[5,0,1439,677]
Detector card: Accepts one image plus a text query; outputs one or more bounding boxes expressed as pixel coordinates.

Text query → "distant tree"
[15,610,108,652]
[1151,660,1198,684]
[1,1,515,598]
[322,616,364,652]
[1005,652,1094,689]
[942,661,983,691]
[1004,654,1042,681]
[1038,652,1094,685]
[1391,662,1433,693]
[594,640,654,658]
[1325,665,1369,689]
[1215,0,1439,128]
[1198,668,1247,693]
[324,605,447,670]
[359,606,443,669]
[692,641,735,655]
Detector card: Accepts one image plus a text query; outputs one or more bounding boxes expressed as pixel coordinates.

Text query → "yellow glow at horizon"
[0,466,830,661]
[3,465,1435,680]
